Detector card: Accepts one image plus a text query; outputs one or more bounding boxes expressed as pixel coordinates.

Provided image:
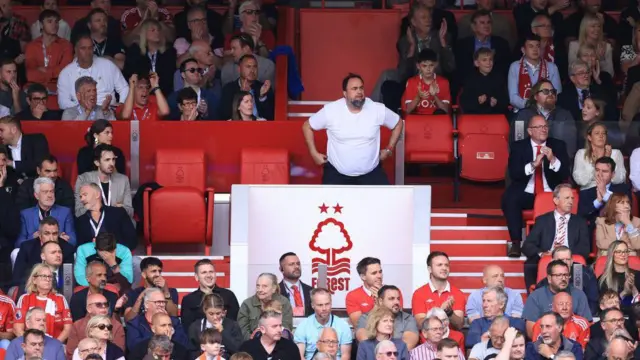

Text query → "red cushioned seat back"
[458,115,509,182]
[154,149,206,192]
[150,187,207,244]
[536,254,587,283]
[595,255,640,278]
[240,148,290,184]
[533,190,579,219]
[404,115,454,163]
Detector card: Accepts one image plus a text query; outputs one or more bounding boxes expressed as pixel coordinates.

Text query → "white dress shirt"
[630,147,640,191]
[524,140,562,194]
[8,134,22,162]
[573,149,627,190]
[553,210,571,249]
[57,56,129,110]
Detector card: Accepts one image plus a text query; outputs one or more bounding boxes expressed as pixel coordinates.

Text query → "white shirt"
[308,98,400,176]
[283,280,305,308]
[8,134,22,162]
[57,56,129,110]
[30,19,71,41]
[524,140,562,194]
[630,147,640,191]
[0,104,9,118]
[553,210,571,249]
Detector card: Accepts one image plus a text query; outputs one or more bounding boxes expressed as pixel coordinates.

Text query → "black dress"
[76,145,127,175]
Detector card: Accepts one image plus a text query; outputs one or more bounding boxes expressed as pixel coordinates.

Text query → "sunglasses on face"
[94,323,113,331]
[242,9,260,15]
[537,88,557,95]
[90,302,109,308]
[379,351,398,357]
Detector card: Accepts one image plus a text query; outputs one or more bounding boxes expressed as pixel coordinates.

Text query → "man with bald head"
[130,312,189,359]
[467,265,524,322]
[531,293,589,348]
[66,293,125,358]
[502,114,570,258]
[74,182,137,249]
[316,327,339,359]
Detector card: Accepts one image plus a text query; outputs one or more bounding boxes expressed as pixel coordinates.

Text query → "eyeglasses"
[427,326,445,332]
[604,317,625,324]
[550,273,570,279]
[184,67,204,74]
[181,101,197,107]
[242,9,261,15]
[89,302,109,308]
[30,96,47,102]
[614,250,632,255]
[93,323,113,331]
[318,340,339,345]
[537,88,557,95]
[151,300,168,306]
[529,125,549,130]
[573,70,592,76]
[378,351,399,357]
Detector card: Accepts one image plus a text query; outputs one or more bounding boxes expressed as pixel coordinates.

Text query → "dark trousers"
[524,256,540,292]
[322,162,390,185]
[501,185,535,243]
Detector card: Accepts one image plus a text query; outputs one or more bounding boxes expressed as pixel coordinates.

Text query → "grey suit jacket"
[61,105,116,121]
[74,171,133,218]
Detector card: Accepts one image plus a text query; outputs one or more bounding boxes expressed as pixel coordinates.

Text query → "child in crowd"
[402,48,451,115]
[459,47,509,115]
[197,328,225,360]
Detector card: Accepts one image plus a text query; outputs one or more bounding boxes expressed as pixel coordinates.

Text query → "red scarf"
[20,293,57,337]
[518,57,550,100]
[543,41,555,63]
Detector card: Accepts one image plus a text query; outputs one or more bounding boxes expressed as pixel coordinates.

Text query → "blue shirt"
[356,338,409,360]
[466,315,526,347]
[593,183,612,209]
[474,37,492,52]
[508,60,562,110]
[523,286,593,322]
[466,287,524,320]
[293,314,352,360]
[6,335,65,360]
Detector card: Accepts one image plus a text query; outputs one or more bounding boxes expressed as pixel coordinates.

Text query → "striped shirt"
[410,341,466,360]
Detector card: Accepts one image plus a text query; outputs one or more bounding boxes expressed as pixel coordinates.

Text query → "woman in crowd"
[568,13,614,76]
[124,19,177,96]
[573,121,626,190]
[230,92,265,121]
[237,273,293,340]
[356,307,409,360]
[621,22,640,81]
[72,315,125,360]
[598,241,640,306]
[76,119,127,175]
[188,293,243,359]
[596,194,640,256]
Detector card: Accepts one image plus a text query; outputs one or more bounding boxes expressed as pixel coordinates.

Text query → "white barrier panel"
[230,185,432,308]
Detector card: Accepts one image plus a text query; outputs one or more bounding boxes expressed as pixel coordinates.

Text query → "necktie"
[291,285,303,308]
[554,216,566,248]
[534,145,544,195]
[581,89,590,104]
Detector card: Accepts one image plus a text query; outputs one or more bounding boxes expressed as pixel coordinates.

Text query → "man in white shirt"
[61,76,116,121]
[57,34,129,110]
[302,74,403,185]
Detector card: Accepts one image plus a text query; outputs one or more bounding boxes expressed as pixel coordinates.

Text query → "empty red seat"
[143,149,214,255]
[240,148,290,184]
[404,115,455,163]
[457,114,509,182]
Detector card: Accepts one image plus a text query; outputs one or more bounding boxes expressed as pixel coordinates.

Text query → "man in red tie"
[278,252,313,317]
[501,115,570,258]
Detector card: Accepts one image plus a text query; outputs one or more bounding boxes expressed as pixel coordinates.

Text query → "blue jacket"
[466,315,526,347]
[126,314,189,351]
[269,45,304,98]
[6,335,65,360]
[17,205,76,246]
[525,336,583,360]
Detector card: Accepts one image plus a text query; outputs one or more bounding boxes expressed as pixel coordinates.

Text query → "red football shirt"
[0,295,15,333]
[121,7,173,32]
[345,286,404,315]
[117,98,159,121]
[411,281,466,316]
[402,74,451,115]
[16,293,72,339]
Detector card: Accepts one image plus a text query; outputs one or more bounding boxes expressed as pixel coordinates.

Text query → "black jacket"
[70,15,121,46]
[13,109,61,121]
[279,280,313,317]
[15,177,74,211]
[75,206,137,250]
[523,211,591,261]
[399,7,458,45]
[180,287,240,331]
[173,6,224,41]
[512,4,564,40]
[218,79,275,120]
[124,44,177,97]
[455,35,511,81]
[76,145,127,176]
[557,80,616,123]
[0,189,20,249]
[13,237,75,287]
[578,183,632,224]
[69,287,118,321]
[459,69,509,115]
[507,137,570,194]
[187,317,243,359]
[7,133,50,179]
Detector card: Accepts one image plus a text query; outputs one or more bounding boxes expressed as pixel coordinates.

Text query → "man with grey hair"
[604,336,635,360]
[557,59,615,122]
[313,352,335,360]
[469,316,510,360]
[522,183,590,289]
[466,287,526,347]
[76,338,100,360]
[239,310,301,360]
[143,335,174,360]
[375,339,398,360]
[61,76,116,120]
[426,308,463,349]
[15,176,76,247]
[556,350,577,360]
[410,316,464,360]
[467,265,524,323]
[524,312,583,360]
[6,307,65,359]
[315,328,339,359]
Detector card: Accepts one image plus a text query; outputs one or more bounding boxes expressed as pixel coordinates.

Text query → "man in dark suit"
[0,116,49,179]
[522,184,591,290]
[15,154,74,211]
[0,145,20,288]
[75,182,137,250]
[455,10,511,84]
[557,59,616,122]
[578,156,631,224]
[218,54,274,120]
[502,115,570,258]
[13,216,75,287]
[279,252,313,317]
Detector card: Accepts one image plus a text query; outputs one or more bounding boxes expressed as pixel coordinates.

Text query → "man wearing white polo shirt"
[303,73,403,185]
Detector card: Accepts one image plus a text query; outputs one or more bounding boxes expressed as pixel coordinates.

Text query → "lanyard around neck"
[100,178,112,206]
[90,210,105,236]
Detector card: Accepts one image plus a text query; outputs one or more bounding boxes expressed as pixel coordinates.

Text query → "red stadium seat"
[143,149,214,255]
[525,190,579,234]
[594,255,640,278]
[47,94,59,111]
[404,115,458,199]
[240,148,290,184]
[536,254,587,284]
[457,114,509,182]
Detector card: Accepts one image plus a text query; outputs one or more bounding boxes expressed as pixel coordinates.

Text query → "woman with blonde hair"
[72,315,124,360]
[596,193,640,255]
[573,121,626,190]
[237,273,293,339]
[13,264,72,342]
[568,13,614,76]
[124,18,177,96]
[598,241,640,307]
[355,306,409,360]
